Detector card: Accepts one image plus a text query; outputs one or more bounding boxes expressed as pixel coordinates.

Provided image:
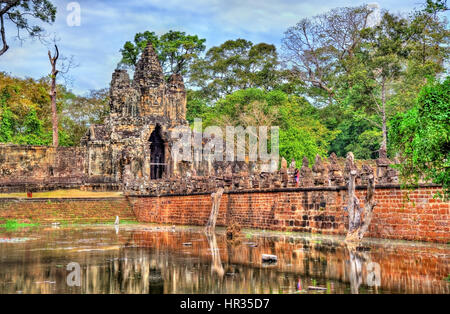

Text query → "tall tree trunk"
[380,77,387,152]
[48,45,59,147]
[50,74,58,147]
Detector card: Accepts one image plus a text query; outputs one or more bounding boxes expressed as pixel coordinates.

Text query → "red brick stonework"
[130,185,449,243]
[0,198,136,224]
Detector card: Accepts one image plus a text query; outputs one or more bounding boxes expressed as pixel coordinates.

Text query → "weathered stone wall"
[0,144,87,192]
[0,43,190,192]
[130,185,449,243]
[80,42,189,187]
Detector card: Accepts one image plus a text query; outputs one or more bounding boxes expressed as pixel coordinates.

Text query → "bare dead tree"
[204,188,225,277]
[47,38,78,147]
[345,152,377,242]
[48,44,59,147]
[281,5,372,105]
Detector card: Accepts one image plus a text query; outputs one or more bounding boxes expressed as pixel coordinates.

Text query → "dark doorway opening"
[149,125,166,179]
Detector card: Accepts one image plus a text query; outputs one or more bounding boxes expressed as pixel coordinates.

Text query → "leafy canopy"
[197,88,336,164]
[390,77,450,199]
[189,39,285,101]
[119,30,206,76]
[0,72,108,146]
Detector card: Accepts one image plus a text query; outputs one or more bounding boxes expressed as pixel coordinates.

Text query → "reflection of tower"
[149,268,164,294]
[367,3,381,28]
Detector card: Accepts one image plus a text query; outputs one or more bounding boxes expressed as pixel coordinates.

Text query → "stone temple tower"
[108,42,187,124]
[82,42,188,187]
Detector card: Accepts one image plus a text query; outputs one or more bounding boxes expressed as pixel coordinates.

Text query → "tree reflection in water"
[205,231,224,278]
[0,225,447,294]
[346,247,365,294]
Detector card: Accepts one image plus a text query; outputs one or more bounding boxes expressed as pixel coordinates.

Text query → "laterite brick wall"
[0,198,135,224]
[131,186,449,243]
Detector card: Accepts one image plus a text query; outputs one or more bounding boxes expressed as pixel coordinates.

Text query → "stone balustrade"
[125,153,399,196]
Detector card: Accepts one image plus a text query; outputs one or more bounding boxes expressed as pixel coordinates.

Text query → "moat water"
[0,224,448,294]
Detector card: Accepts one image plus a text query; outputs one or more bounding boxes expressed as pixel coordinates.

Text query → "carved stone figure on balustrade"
[299,157,314,187]
[312,154,327,186]
[328,153,344,186]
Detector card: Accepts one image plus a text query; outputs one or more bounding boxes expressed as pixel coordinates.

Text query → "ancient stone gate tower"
[81,43,188,189]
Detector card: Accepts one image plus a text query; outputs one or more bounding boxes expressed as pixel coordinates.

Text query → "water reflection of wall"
[131,230,449,294]
[0,227,448,294]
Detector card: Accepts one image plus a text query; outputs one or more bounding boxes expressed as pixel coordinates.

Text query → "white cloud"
[0,0,423,94]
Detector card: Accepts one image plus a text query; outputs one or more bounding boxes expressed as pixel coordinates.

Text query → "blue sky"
[0,0,438,95]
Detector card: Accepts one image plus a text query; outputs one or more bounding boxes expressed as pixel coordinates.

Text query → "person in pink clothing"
[294,168,300,187]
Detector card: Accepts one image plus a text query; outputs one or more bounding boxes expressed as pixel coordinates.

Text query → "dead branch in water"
[205,188,224,232]
[345,153,377,242]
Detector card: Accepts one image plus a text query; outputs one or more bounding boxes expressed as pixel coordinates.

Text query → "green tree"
[190,39,284,101]
[346,129,383,159]
[277,96,338,163]
[14,108,45,145]
[391,10,449,110]
[0,73,52,130]
[120,31,159,68]
[0,90,14,142]
[354,10,448,152]
[390,77,450,199]
[0,0,57,56]
[0,72,106,147]
[326,115,381,159]
[424,0,448,13]
[204,88,336,164]
[60,88,109,145]
[283,5,448,156]
[119,30,206,76]
[186,90,211,124]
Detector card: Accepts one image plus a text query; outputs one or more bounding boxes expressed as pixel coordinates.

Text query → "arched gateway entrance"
[149,125,166,179]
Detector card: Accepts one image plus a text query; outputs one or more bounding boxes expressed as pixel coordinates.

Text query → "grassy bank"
[0,219,39,231]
